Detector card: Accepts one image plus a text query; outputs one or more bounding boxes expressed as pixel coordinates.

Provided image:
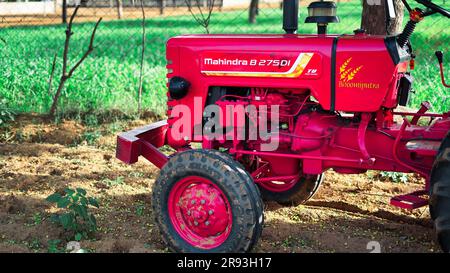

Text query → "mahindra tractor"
[116,0,450,252]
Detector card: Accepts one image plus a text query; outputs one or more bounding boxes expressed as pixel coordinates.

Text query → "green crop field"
[0,1,448,119]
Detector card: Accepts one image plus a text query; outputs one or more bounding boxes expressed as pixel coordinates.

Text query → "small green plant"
[135,201,145,216]
[102,176,124,187]
[46,188,99,241]
[27,238,42,251]
[47,239,65,253]
[24,212,43,227]
[107,121,124,134]
[81,131,101,145]
[31,212,43,226]
[379,171,409,183]
[0,98,15,125]
[83,114,99,127]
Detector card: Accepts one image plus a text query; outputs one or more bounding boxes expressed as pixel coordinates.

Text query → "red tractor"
[117,0,450,252]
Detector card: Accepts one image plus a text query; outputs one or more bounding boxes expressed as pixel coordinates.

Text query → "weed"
[46,187,99,241]
[379,171,409,183]
[27,238,42,251]
[0,98,15,126]
[81,130,101,145]
[47,239,65,253]
[83,114,99,127]
[102,176,125,187]
[135,201,145,216]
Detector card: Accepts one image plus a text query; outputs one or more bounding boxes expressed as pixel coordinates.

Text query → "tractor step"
[390,190,429,210]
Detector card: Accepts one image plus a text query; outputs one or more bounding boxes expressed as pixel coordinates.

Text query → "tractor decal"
[200,51,321,78]
[338,57,380,89]
[339,57,363,82]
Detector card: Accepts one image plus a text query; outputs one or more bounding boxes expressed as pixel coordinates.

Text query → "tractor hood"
[166,34,410,112]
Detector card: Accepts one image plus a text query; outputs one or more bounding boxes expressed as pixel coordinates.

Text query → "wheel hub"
[168,175,233,249]
[178,183,229,237]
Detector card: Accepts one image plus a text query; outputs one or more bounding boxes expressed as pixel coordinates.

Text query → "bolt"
[187,211,191,216]
[208,210,214,215]
[194,221,198,226]
[201,200,206,205]
[191,200,196,205]
[205,221,210,226]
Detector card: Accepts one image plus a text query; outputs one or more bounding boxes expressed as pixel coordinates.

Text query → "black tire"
[204,149,264,251]
[258,174,324,206]
[152,149,264,253]
[429,131,450,253]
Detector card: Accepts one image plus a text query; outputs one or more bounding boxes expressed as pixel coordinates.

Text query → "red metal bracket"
[411,101,431,125]
[390,190,428,210]
[357,113,375,165]
[116,120,169,168]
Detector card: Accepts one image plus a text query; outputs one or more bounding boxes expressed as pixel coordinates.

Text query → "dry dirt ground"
[0,115,439,253]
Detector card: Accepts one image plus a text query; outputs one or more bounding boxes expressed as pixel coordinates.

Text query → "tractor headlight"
[168,77,190,100]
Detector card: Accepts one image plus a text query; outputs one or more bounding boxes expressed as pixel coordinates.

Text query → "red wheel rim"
[258,177,299,192]
[168,176,233,249]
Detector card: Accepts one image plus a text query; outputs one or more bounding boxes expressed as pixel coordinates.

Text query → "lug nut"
[191,200,196,204]
[187,211,191,216]
[208,210,214,215]
[201,200,206,204]
[205,221,210,226]
[194,221,198,226]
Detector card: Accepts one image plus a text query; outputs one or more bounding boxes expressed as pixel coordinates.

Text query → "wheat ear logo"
[339,57,363,82]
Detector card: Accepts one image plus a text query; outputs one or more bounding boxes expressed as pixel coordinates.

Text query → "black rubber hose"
[397,20,417,48]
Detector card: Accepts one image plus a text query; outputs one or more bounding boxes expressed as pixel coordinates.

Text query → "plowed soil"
[0,115,439,253]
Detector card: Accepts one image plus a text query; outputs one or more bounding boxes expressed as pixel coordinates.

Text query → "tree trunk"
[160,0,165,15]
[361,0,404,35]
[116,0,123,19]
[249,0,259,24]
[387,0,404,35]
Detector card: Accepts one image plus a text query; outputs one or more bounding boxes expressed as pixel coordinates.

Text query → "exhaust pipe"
[283,0,299,34]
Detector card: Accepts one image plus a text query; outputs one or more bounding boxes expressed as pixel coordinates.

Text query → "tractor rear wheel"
[429,131,450,252]
[152,149,264,253]
[258,174,324,206]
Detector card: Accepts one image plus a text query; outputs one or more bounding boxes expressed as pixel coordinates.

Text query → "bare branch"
[184,0,216,33]
[49,5,102,117]
[67,17,102,78]
[47,53,57,95]
[62,5,80,76]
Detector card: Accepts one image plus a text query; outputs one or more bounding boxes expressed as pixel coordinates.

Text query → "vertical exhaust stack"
[283,0,299,34]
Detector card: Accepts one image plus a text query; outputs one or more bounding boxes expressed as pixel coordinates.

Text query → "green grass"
[0,1,448,117]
